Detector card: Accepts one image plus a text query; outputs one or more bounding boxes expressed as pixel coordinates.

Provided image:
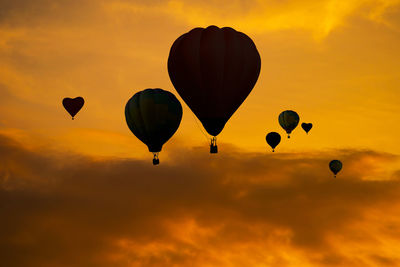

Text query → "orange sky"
[1,0,400,266]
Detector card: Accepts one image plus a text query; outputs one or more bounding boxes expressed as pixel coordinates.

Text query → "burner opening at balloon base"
[152,153,160,165]
[210,137,218,154]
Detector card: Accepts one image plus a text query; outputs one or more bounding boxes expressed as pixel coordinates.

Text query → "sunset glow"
[1,1,400,266]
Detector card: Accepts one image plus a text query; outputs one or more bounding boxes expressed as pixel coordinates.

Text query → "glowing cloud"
[107,0,400,38]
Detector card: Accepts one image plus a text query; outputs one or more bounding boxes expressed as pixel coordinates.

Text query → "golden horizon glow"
[1,1,400,266]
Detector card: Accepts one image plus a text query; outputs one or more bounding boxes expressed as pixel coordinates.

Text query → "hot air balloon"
[329,160,342,178]
[63,97,84,120]
[278,110,299,138]
[125,89,182,165]
[168,25,261,153]
[301,123,312,134]
[266,132,281,152]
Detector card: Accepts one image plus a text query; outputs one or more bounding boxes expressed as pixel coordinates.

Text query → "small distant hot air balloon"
[125,88,182,165]
[329,160,342,178]
[168,25,261,153]
[301,123,313,134]
[63,97,84,120]
[266,132,281,152]
[278,110,299,138]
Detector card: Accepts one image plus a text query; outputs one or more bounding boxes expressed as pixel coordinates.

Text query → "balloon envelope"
[301,123,313,134]
[63,97,84,119]
[329,160,343,176]
[168,25,261,137]
[125,88,182,153]
[279,110,300,137]
[266,132,281,152]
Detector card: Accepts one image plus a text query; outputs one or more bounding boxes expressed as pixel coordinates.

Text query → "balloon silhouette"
[168,25,261,153]
[125,88,182,165]
[278,110,300,138]
[266,132,281,152]
[301,123,313,134]
[329,160,342,178]
[63,97,84,120]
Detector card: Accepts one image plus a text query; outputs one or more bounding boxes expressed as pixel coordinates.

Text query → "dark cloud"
[371,255,400,266]
[1,134,400,266]
[0,0,176,27]
[0,0,99,27]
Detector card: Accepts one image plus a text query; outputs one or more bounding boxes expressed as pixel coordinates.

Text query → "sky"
[1,0,400,266]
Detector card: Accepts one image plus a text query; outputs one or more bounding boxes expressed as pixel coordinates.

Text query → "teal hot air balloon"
[125,88,183,165]
[278,110,300,138]
[329,160,342,178]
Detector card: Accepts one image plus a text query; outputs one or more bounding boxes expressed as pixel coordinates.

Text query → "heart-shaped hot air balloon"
[168,25,261,153]
[301,123,312,134]
[62,97,84,120]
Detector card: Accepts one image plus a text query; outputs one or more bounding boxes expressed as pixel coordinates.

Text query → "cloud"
[0,0,101,27]
[105,0,400,38]
[1,0,399,38]
[1,133,400,266]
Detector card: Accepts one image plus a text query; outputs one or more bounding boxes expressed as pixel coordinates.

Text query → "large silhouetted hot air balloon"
[125,89,182,165]
[278,110,300,138]
[63,97,84,120]
[266,132,281,152]
[329,160,342,178]
[301,123,312,134]
[168,25,261,153]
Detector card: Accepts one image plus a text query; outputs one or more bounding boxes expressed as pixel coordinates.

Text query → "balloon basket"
[152,153,159,165]
[210,136,218,154]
